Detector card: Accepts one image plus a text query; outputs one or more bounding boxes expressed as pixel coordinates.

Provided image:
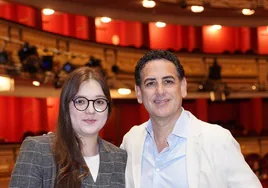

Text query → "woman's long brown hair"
[53,67,112,188]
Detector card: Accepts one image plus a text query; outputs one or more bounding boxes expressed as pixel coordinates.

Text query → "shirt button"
[156,168,160,172]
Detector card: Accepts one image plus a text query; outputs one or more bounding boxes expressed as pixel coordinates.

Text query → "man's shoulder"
[124,122,147,137]
[120,122,147,150]
[201,121,230,137]
[198,123,232,145]
[188,112,231,139]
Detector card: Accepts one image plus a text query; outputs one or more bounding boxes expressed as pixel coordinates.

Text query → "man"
[120,50,262,188]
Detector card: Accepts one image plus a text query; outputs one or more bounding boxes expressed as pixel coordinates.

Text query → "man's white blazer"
[121,111,262,188]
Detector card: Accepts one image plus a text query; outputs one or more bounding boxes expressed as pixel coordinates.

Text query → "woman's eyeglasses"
[72,97,109,112]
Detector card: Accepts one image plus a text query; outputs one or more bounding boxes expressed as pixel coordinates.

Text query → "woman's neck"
[80,135,99,157]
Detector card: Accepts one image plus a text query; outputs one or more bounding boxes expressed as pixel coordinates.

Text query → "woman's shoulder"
[21,133,55,152]
[24,132,54,143]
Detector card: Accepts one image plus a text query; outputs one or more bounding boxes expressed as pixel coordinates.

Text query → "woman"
[10,67,127,188]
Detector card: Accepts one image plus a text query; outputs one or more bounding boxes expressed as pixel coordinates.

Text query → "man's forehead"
[141,63,177,77]
[144,75,175,80]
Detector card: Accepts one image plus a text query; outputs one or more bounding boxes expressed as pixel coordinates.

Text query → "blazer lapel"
[95,138,114,186]
[186,113,202,188]
[132,126,147,188]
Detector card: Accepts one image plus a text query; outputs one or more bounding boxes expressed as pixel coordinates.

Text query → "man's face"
[135,59,187,120]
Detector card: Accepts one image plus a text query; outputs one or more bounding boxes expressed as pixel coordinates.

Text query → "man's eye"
[164,80,174,84]
[145,82,155,87]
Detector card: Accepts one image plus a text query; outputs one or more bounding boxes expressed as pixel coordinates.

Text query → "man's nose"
[156,84,165,95]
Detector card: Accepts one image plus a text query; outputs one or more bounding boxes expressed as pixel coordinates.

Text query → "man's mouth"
[154,99,169,104]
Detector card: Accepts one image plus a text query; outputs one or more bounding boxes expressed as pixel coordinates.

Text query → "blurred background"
[0,0,268,187]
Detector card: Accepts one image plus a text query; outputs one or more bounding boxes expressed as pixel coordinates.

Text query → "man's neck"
[151,110,183,153]
[153,125,172,153]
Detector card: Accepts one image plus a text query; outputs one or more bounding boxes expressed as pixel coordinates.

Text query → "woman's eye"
[75,99,85,104]
[96,100,104,105]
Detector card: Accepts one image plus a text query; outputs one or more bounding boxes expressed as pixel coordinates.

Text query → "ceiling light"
[42,8,55,15]
[142,0,156,8]
[100,17,112,23]
[118,88,131,95]
[32,81,40,86]
[242,9,255,16]
[191,6,204,13]
[155,21,166,28]
[211,25,222,31]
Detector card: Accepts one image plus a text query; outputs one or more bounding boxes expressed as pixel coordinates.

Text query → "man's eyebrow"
[143,78,156,84]
[162,76,175,80]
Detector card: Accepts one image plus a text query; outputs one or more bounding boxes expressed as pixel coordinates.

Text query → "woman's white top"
[84,154,100,182]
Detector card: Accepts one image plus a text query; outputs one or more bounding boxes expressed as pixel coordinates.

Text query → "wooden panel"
[0,150,14,177]
[180,57,206,77]
[22,30,57,48]
[10,27,20,41]
[69,42,105,66]
[69,42,103,57]
[208,0,256,8]
[237,137,268,157]
[0,23,8,37]
[208,58,258,78]
[261,139,268,156]
[117,50,143,73]
[238,139,260,155]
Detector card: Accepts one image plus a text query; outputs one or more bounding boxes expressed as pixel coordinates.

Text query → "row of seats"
[245,153,268,187]
[245,153,268,179]
[210,120,268,137]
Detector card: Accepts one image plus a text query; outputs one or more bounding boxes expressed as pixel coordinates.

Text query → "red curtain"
[257,26,268,54]
[0,96,59,142]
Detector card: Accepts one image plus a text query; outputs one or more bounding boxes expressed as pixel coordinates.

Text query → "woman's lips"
[83,119,97,124]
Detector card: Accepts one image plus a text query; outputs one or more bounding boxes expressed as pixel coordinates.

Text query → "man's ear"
[135,85,143,104]
[181,78,187,98]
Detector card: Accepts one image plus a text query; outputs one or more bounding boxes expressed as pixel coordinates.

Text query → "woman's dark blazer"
[9,134,127,188]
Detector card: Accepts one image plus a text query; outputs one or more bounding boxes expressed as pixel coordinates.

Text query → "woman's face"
[69,79,109,138]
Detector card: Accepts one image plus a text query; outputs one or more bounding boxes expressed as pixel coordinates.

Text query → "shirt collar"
[145,108,189,139]
[172,108,189,138]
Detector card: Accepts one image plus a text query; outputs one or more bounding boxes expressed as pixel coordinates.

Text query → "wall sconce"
[0,75,14,92]
[118,88,131,95]
[142,0,156,8]
[42,8,55,15]
[155,21,166,28]
[210,25,222,31]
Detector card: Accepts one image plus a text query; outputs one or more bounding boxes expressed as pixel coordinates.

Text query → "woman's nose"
[85,102,95,114]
